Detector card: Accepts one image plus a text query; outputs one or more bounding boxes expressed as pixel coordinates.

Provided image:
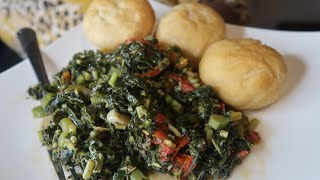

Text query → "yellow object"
[83,0,156,52]
[199,38,287,110]
[156,3,225,69]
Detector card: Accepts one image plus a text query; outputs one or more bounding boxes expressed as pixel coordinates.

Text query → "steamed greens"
[29,39,260,180]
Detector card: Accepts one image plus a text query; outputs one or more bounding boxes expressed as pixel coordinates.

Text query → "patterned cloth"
[0,0,91,55]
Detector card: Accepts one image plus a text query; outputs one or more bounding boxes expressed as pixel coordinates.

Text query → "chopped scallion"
[76,74,85,84]
[40,93,54,108]
[115,124,126,130]
[136,106,147,118]
[108,72,118,87]
[204,126,213,143]
[32,105,46,118]
[83,159,95,180]
[37,130,44,143]
[69,124,77,134]
[58,131,68,148]
[59,118,73,132]
[208,114,230,130]
[165,94,173,104]
[212,138,222,155]
[90,95,105,105]
[93,153,104,173]
[220,130,229,138]
[170,100,184,114]
[163,139,174,147]
[130,169,145,180]
[91,70,99,80]
[82,71,91,81]
[151,162,161,168]
[168,123,182,137]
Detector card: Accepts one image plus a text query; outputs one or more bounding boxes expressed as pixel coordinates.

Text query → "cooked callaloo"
[29,39,261,180]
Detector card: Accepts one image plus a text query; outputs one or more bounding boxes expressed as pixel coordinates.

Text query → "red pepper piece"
[175,136,190,153]
[168,74,195,93]
[245,130,261,144]
[174,153,196,177]
[237,150,249,159]
[154,113,166,125]
[220,103,225,111]
[153,129,168,141]
[160,143,176,156]
[138,69,162,77]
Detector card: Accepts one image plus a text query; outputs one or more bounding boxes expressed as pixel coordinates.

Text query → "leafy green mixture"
[29,39,261,180]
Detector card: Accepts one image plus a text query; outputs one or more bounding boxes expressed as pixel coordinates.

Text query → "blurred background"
[0,0,319,73]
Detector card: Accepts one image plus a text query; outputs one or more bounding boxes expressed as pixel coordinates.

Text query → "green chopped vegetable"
[204,125,214,144]
[208,114,230,130]
[108,72,118,87]
[130,169,146,180]
[212,138,222,155]
[115,124,127,130]
[168,123,182,137]
[107,65,121,77]
[28,39,260,180]
[91,70,99,80]
[37,130,44,143]
[40,93,54,108]
[165,94,173,104]
[93,153,104,173]
[58,118,73,132]
[69,124,77,134]
[76,74,85,84]
[151,162,161,168]
[82,71,91,81]
[32,106,46,118]
[170,99,184,114]
[90,95,105,105]
[58,131,68,148]
[220,130,229,138]
[83,159,95,179]
[136,106,147,118]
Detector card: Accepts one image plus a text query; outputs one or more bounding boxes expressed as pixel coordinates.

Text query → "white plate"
[1,1,320,180]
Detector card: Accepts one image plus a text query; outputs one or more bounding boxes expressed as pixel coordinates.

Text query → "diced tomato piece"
[171,137,190,160]
[220,103,225,111]
[125,37,150,45]
[245,130,261,144]
[237,150,249,159]
[180,80,195,93]
[154,113,166,125]
[138,69,162,77]
[160,143,176,156]
[168,74,183,81]
[159,154,169,162]
[153,130,168,140]
[175,136,190,152]
[174,154,196,177]
[168,74,195,93]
